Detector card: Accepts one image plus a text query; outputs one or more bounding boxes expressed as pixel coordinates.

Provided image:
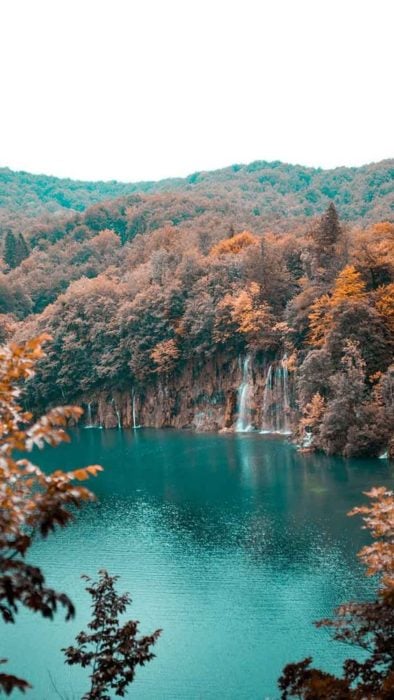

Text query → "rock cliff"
[80,354,296,434]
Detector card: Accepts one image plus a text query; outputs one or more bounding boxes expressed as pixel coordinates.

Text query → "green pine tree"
[3,231,29,269]
[311,203,342,278]
[16,233,29,263]
[3,231,17,269]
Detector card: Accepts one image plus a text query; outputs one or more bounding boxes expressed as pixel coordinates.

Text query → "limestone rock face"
[78,355,297,433]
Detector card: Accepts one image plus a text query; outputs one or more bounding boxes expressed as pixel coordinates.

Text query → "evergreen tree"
[312,203,342,276]
[16,233,29,263]
[315,203,341,247]
[3,231,17,269]
[3,231,29,269]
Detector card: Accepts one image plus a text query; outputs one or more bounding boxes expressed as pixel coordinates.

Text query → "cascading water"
[235,355,253,432]
[261,355,291,435]
[84,402,103,429]
[132,389,140,429]
[112,399,121,429]
[261,365,273,433]
[282,356,291,434]
[85,402,93,428]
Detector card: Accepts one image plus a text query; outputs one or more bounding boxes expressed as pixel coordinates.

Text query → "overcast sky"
[1,0,393,182]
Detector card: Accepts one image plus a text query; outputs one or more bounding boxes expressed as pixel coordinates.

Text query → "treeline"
[0,167,140,218]
[3,187,392,457]
[1,158,393,237]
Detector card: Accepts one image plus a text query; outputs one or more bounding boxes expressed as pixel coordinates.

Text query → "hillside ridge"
[1,159,393,231]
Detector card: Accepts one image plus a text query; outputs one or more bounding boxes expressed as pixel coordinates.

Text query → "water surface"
[4,429,393,699]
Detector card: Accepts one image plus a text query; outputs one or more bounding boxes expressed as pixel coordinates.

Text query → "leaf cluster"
[0,335,102,693]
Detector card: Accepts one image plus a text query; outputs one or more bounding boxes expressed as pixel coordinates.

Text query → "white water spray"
[112,399,121,429]
[85,402,93,428]
[132,389,140,429]
[261,355,291,435]
[235,355,253,432]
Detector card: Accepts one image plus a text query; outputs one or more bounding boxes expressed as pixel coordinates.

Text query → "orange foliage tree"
[308,294,332,347]
[279,487,394,699]
[331,265,366,303]
[209,231,259,257]
[351,222,394,289]
[375,282,394,334]
[298,393,326,446]
[214,282,276,350]
[150,338,180,375]
[0,336,102,694]
[308,266,367,347]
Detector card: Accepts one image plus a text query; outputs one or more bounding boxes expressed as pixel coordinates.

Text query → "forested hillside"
[0,162,393,458]
[1,158,393,235]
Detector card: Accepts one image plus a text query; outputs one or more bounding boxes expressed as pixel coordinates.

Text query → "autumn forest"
[0,160,392,459]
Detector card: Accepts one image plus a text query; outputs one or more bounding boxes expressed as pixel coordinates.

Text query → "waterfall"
[235,355,253,432]
[85,402,93,428]
[261,365,273,433]
[282,355,291,434]
[132,389,140,429]
[112,399,121,429]
[261,355,291,435]
[194,411,206,431]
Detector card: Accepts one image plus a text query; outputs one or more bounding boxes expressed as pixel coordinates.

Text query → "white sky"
[1,0,393,182]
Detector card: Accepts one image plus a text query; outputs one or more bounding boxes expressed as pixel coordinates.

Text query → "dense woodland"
[0,161,393,458]
[1,158,393,234]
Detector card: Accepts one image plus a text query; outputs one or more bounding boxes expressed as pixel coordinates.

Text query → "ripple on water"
[4,430,391,699]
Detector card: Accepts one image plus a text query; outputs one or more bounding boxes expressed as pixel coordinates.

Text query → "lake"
[4,429,393,699]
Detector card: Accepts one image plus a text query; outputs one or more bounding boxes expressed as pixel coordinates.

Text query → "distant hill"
[0,159,393,236]
[0,167,142,226]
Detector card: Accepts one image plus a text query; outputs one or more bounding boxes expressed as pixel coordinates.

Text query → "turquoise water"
[4,429,393,699]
